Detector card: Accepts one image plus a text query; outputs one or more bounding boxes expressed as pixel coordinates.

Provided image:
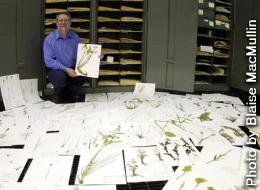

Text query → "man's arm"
[43,37,67,72]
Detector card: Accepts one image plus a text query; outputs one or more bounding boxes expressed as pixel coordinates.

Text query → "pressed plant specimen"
[180,137,196,156]
[132,125,149,139]
[21,131,32,140]
[207,187,216,190]
[160,139,178,161]
[138,85,145,93]
[137,149,148,165]
[206,149,233,164]
[145,99,162,108]
[170,113,194,132]
[45,163,52,180]
[61,135,71,148]
[99,125,124,147]
[224,115,237,123]
[110,92,126,101]
[33,137,43,151]
[127,159,139,177]
[219,128,235,143]
[123,100,139,109]
[194,178,207,190]
[179,181,185,190]
[0,128,9,139]
[57,104,75,114]
[190,130,216,145]
[77,149,120,184]
[198,112,213,122]
[154,120,171,137]
[221,126,245,138]
[153,147,163,162]
[234,186,249,190]
[172,143,180,159]
[176,165,192,179]
[76,45,98,76]
[175,103,184,112]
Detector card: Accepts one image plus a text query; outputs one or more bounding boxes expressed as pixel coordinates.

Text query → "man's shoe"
[51,95,61,103]
[69,94,81,103]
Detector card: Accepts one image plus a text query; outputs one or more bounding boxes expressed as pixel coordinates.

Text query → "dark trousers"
[47,68,90,95]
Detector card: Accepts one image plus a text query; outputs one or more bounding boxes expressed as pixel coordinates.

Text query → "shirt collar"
[55,29,72,40]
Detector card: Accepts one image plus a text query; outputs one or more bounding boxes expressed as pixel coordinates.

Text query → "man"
[43,12,102,103]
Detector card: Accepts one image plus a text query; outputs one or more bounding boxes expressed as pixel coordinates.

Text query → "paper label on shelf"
[107,56,114,63]
[216,20,221,25]
[204,19,209,22]
[200,45,214,53]
[209,21,214,27]
[208,2,215,8]
[198,9,204,15]
[225,23,230,29]
[199,0,204,3]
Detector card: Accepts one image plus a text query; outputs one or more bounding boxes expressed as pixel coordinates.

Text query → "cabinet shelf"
[195,0,233,89]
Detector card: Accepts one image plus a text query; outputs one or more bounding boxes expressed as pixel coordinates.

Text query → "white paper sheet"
[75,44,102,78]
[124,146,173,183]
[0,149,28,183]
[133,83,155,97]
[84,93,108,102]
[197,142,242,174]
[0,74,26,110]
[20,78,43,104]
[75,148,126,185]
[157,136,200,166]
[22,156,74,186]
[162,163,229,190]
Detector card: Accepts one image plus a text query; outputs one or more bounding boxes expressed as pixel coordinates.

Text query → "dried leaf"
[165,131,176,137]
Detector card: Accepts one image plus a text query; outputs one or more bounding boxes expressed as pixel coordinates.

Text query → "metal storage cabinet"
[0,0,43,89]
[146,0,198,93]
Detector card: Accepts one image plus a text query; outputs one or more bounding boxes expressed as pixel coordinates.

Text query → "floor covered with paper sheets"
[0,75,259,190]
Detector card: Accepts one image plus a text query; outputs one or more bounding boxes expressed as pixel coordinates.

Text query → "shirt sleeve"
[43,36,67,72]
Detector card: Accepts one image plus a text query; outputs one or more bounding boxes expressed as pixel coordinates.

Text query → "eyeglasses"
[58,19,70,23]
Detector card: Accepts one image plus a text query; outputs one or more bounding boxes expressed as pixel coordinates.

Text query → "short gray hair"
[56,12,71,21]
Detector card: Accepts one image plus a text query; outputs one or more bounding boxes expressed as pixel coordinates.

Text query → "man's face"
[56,14,71,33]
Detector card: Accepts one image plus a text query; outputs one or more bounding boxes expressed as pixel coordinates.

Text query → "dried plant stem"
[206,149,233,164]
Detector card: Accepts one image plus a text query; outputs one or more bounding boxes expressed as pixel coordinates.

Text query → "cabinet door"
[146,0,197,92]
[0,0,17,76]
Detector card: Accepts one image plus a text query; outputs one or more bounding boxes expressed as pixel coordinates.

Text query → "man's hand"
[99,53,104,60]
[66,68,78,77]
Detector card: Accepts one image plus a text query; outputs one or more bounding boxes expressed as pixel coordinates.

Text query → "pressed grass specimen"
[77,149,120,184]
[76,45,98,76]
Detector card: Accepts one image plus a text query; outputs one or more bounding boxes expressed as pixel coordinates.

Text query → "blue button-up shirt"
[43,29,81,72]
